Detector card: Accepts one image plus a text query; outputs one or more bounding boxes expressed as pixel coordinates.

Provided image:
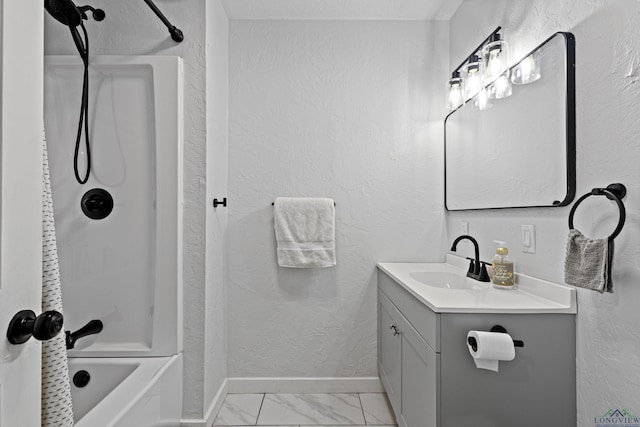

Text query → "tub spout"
[66,319,103,349]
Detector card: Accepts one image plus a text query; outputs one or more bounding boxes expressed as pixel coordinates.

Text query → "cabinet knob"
[389,324,400,336]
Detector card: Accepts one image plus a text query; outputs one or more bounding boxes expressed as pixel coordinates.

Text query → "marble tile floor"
[213,392,397,427]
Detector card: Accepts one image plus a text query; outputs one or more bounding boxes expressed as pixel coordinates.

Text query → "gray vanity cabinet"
[398,314,438,427]
[379,285,438,427]
[378,292,402,411]
[378,269,576,427]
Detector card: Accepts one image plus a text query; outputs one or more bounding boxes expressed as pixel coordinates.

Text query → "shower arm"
[143,0,184,43]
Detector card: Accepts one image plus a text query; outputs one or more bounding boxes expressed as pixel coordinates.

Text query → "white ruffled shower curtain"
[41,135,74,426]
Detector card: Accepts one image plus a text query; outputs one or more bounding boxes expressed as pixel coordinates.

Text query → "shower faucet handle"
[66,319,103,350]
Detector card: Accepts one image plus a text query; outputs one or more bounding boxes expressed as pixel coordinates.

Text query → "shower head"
[45,0,82,26]
[45,0,105,185]
[44,0,105,62]
[44,0,105,27]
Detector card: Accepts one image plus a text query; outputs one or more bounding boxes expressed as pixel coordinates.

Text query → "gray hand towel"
[564,229,613,293]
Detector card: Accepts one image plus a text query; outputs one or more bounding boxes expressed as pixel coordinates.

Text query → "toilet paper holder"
[467,325,524,352]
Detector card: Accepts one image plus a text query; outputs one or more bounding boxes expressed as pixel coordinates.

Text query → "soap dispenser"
[492,240,514,289]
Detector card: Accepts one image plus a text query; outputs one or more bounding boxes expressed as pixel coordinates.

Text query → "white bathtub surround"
[44,55,183,358]
[42,135,74,427]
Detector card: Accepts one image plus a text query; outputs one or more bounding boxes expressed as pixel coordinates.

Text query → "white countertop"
[377,254,577,314]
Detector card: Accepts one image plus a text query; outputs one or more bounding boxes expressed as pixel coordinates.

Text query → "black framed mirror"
[444,32,576,211]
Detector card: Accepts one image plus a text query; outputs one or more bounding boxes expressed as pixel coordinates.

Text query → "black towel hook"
[568,183,626,241]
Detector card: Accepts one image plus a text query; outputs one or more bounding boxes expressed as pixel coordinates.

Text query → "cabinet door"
[399,315,439,427]
[378,291,402,415]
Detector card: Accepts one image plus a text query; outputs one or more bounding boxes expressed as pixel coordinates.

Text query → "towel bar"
[568,183,626,241]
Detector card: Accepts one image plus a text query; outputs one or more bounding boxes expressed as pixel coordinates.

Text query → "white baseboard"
[181,378,228,427]
[226,376,384,394]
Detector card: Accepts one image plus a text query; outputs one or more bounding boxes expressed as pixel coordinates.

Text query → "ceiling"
[220,0,463,21]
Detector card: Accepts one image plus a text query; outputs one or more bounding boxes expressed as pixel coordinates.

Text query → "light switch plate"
[521,225,536,253]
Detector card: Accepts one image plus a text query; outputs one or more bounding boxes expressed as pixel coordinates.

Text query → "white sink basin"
[408,271,487,290]
[377,254,577,313]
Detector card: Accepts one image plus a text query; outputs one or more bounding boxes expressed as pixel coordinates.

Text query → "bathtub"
[69,355,183,427]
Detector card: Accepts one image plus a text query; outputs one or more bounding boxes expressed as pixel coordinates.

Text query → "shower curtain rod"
[143,0,184,43]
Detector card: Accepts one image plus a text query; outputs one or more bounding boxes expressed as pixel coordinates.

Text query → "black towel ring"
[568,183,626,241]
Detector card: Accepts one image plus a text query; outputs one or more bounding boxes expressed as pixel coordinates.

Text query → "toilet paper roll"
[467,330,516,372]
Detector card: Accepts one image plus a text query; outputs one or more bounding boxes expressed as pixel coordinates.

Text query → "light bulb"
[511,53,541,85]
[482,39,509,84]
[462,55,484,101]
[447,73,464,111]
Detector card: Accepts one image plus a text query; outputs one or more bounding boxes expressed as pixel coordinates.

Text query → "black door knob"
[6,310,64,345]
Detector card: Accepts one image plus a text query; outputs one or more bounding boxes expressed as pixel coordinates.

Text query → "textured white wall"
[220,0,462,20]
[449,1,640,423]
[44,0,217,420]
[205,0,229,411]
[228,20,448,377]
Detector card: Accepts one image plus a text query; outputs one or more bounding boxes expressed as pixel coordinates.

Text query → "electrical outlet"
[460,221,469,235]
[521,225,536,253]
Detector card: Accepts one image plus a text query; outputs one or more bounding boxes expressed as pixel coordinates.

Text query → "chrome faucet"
[450,235,490,282]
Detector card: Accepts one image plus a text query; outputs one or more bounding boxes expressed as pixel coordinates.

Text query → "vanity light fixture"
[447,26,514,112]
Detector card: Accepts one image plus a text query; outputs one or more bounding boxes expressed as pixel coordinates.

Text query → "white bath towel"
[274,197,336,268]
